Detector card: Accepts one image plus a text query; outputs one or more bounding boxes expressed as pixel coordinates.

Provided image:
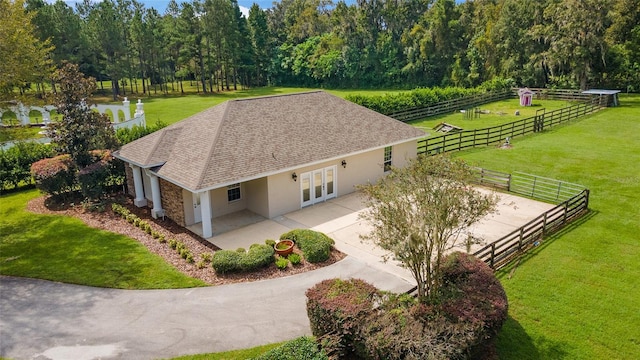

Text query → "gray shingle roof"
[115,91,425,191]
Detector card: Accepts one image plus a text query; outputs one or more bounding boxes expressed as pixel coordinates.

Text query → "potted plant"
[274,239,295,256]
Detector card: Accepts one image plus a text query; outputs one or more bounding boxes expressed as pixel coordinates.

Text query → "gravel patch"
[26,194,345,286]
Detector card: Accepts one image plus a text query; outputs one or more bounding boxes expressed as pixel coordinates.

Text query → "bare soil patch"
[26,193,345,286]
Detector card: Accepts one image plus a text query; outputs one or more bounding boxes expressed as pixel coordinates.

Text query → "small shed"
[582,89,621,107]
[518,88,534,106]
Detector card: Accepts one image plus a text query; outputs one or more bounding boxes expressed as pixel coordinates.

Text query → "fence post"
[542,212,548,235]
[556,182,563,202]
[507,173,512,191]
[519,227,524,250]
[490,243,495,269]
[531,177,537,197]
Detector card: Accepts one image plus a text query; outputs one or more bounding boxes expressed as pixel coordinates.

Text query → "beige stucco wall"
[245,177,269,218]
[264,139,419,218]
[210,184,247,218]
[166,139,419,226]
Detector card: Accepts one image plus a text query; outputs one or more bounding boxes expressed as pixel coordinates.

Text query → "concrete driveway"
[0,189,554,359]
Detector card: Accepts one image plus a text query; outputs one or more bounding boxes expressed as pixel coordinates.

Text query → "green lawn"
[409,98,578,135]
[116,86,404,127]
[0,189,205,289]
[457,94,640,359]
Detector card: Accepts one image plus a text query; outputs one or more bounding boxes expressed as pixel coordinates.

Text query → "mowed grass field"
[458,94,640,359]
[409,98,578,135]
[101,86,405,126]
[0,189,206,289]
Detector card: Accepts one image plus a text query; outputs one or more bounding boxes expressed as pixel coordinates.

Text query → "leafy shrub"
[175,242,185,252]
[236,247,246,253]
[241,244,275,272]
[305,278,381,358]
[115,121,167,145]
[252,336,328,360]
[0,141,55,191]
[152,231,160,239]
[168,239,178,249]
[196,260,206,269]
[288,253,302,265]
[265,239,276,247]
[30,154,76,196]
[437,252,508,357]
[346,86,480,114]
[157,234,166,243]
[280,229,334,263]
[212,250,243,274]
[275,257,289,270]
[304,253,508,360]
[111,203,130,218]
[126,213,137,224]
[200,252,213,262]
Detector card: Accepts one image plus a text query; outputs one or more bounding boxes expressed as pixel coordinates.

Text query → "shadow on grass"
[497,315,571,359]
[497,209,599,280]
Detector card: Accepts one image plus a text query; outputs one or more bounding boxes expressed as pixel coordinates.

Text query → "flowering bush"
[30,154,76,196]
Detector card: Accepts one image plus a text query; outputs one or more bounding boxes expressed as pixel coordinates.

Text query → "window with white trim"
[227,183,241,202]
[383,146,392,172]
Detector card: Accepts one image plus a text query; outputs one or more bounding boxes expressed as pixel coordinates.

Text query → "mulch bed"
[26,193,345,286]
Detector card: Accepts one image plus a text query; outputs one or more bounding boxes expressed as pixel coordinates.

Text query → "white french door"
[301,166,336,207]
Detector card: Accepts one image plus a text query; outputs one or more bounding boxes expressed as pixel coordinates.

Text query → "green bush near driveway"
[279,229,334,263]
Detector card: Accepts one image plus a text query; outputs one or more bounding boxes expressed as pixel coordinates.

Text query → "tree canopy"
[5,0,638,100]
[0,0,53,100]
[358,155,498,299]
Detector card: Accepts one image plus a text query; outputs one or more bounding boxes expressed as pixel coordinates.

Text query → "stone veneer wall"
[160,178,185,227]
[124,165,135,197]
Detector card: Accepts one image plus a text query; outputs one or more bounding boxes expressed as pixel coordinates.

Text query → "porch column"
[200,190,213,238]
[145,170,164,219]
[130,164,147,207]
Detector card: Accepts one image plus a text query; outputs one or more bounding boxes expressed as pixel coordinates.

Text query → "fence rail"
[418,98,601,155]
[386,90,513,122]
[473,189,589,270]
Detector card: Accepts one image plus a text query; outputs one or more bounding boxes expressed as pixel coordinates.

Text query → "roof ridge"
[142,126,179,165]
[230,90,325,102]
[195,101,230,190]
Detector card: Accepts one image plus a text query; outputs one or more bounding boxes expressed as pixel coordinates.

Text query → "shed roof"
[582,89,621,95]
[115,91,426,192]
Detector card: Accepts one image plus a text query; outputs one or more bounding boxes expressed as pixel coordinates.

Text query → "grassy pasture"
[458,94,640,359]
[409,98,578,135]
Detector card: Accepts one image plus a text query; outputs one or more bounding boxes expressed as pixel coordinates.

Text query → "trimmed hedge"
[252,336,328,360]
[0,141,55,191]
[212,244,275,274]
[345,79,515,115]
[280,229,334,263]
[305,252,508,359]
[30,154,76,196]
[306,278,382,358]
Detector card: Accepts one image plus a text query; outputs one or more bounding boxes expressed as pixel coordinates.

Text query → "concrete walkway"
[0,189,554,359]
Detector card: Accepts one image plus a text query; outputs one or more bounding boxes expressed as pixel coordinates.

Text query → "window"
[227,183,241,202]
[383,146,392,172]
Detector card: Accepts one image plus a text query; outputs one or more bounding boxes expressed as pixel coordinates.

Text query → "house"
[114,91,426,238]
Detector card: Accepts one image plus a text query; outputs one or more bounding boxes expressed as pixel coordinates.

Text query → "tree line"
[3,0,639,100]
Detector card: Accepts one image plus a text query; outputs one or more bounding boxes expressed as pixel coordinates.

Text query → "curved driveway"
[0,257,413,360]
[1,191,553,359]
